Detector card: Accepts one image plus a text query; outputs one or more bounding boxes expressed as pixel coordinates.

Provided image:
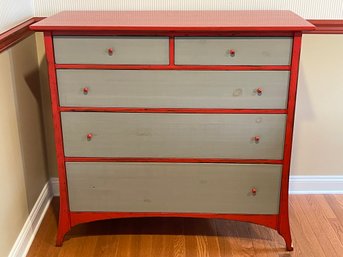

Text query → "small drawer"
[57,70,290,109]
[175,37,293,65]
[53,36,169,64]
[66,162,282,214]
[61,112,286,159]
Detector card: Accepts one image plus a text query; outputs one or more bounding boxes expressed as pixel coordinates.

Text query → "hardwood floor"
[27,195,343,257]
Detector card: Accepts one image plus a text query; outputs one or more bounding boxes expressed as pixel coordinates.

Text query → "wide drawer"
[66,162,282,214]
[57,70,290,109]
[53,36,169,64]
[175,37,293,65]
[61,113,286,159]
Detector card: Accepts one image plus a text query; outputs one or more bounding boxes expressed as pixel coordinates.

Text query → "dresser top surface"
[30,10,315,32]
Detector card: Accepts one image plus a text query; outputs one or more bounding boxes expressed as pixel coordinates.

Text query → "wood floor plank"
[326,195,343,224]
[152,218,183,257]
[315,195,337,219]
[184,218,220,257]
[302,195,343,257]
[215,220,237,257]
[26,196,343,257]
[328,218,343,245]
[289,195,326,257]
[233,222,256,257]
[249,224,281,257]
[323,196,343,253]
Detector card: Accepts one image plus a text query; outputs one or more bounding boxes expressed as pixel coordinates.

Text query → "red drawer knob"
[254,136,260,143]
[229,49,235,57]
[251,188,257,195]
[256,88,263,96]
[83,87,89,95]
[108,48,114,56]
[87,133,93,141]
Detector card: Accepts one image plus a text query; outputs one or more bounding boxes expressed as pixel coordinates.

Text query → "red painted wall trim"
[307,20,343,34]
[0,17,44,53]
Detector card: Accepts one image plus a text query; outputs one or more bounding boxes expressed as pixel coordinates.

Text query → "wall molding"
[50,177,60,196]
[0,17,44,53]
[307,20,343,34]
[8,181,53,257]
[289,175,343,194]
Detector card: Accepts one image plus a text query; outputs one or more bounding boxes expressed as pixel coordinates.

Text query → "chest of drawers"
[31,10,314,250]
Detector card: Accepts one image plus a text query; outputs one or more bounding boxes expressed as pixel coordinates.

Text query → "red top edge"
[30,10,315,32]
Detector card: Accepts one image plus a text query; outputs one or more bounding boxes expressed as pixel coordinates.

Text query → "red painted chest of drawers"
[31,10,315,250]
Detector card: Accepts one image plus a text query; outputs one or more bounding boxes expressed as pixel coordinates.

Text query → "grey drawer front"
[67,162,282,214]
[57,70,290,109]
[61,113,286,159]
[175,37,293,65]
[53,36,169,64]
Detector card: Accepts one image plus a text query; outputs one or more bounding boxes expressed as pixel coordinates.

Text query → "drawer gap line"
[55,64,290,71]
[64,157,283,164]
[59,107,287,114]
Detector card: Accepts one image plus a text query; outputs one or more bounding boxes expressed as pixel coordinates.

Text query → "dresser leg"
[56,232,65,247]
[55,200,71,246]
[56,222,70,246]
[56,216,71,246]
[286,242,294,251]
[278,218,293,251]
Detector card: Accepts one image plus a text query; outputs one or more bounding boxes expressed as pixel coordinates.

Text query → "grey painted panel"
[53,36,169,64]
[66,162,282,214]
[175,37,293,65]
[61,113,286,159]
[57,70,290,109]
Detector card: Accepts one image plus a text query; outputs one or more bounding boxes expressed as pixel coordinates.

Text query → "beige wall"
[291,34,343,175]
[0,34,49,257]
[0,48,28,257]
[35,32,58,179]
[10,34,49,210]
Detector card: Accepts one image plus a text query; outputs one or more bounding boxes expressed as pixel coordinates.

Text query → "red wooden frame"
[29,10,315,32]
[65,157,283,165]
[70,212,278,229]
[43,33,71,246]
[55,64,290,70]
[51,30,295,37]
[60,107,287,114]
[38,11,310,250]
[277,32,302,251]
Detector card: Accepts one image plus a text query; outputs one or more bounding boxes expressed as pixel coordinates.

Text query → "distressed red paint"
[43,32,71,246]
[31,11,314,250]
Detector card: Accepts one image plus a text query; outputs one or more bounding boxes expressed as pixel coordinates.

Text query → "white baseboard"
[50,177,60,196]
[289,175,343,194]
[8,181,53,257]
[50,175,343,196]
